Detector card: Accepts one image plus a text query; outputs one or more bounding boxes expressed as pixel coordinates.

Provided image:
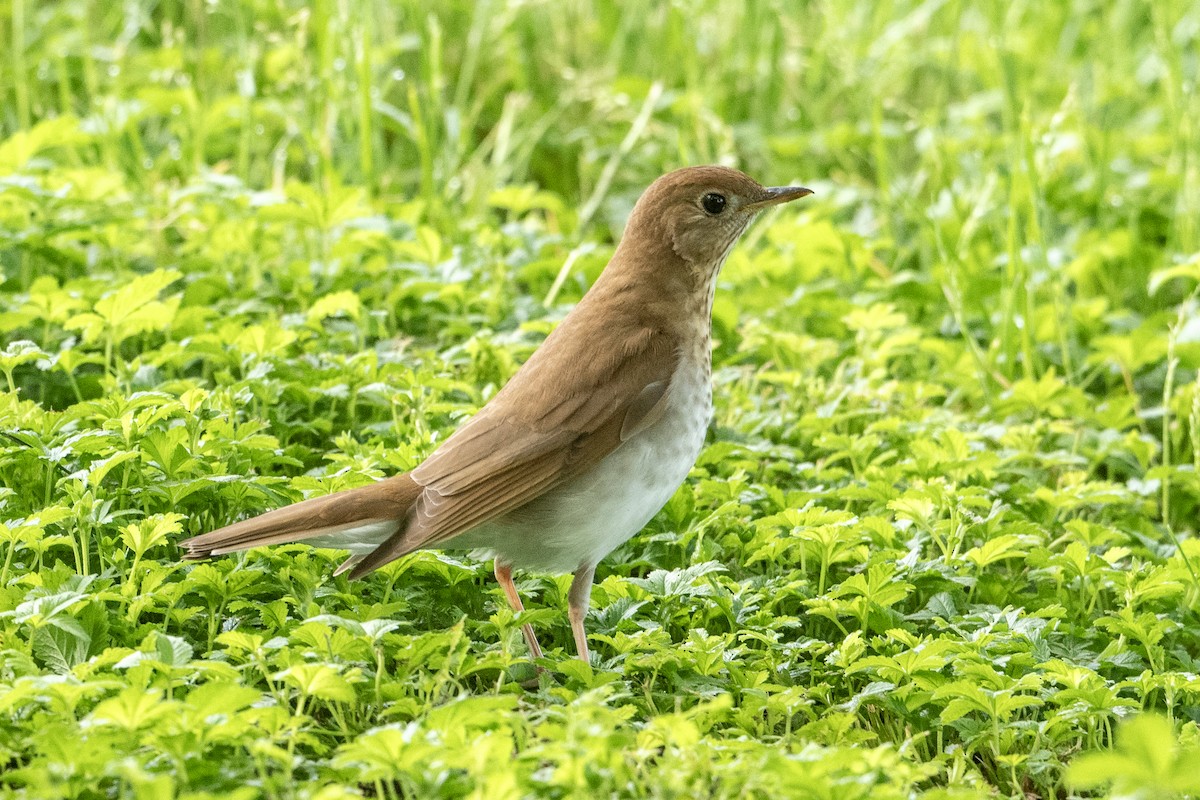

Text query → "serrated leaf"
[31,625,90,674]
[120,513,184,557]
[89,688,176,730]
[275,663,356,704]
[629,561,726,598]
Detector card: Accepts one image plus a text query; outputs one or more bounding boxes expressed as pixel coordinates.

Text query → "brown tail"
[181,474,422,576]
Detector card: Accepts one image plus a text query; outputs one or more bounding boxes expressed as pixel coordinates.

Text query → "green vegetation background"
[2,0,1200,798]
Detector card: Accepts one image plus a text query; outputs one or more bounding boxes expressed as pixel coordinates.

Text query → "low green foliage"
[2,0,1199,798]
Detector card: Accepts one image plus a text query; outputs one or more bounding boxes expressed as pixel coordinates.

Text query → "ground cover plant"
[2,0,1200,797]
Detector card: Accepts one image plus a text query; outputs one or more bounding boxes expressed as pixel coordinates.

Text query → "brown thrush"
[182,166,812,663]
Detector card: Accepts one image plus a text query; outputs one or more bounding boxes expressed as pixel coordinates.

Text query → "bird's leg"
[568,565,596,663]
[494,561,543,661]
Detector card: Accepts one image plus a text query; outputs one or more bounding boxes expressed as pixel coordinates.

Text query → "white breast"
[450,361,712,573]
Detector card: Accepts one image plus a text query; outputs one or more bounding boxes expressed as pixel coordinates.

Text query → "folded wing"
[347,308,676,578]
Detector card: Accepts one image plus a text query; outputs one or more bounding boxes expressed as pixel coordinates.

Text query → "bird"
[181,165,812,664]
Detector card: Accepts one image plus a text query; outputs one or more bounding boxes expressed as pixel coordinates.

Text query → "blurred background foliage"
[1,0,1198,395]
[2,0,1196,286]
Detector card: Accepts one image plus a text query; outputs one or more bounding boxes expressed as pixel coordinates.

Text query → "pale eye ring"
[701,193,727,215]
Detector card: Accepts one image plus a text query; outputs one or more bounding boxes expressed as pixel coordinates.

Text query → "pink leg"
[568,565,596,663]
[494,561,543,661]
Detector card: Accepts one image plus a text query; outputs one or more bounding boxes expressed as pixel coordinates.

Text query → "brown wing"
[347,297,678,578]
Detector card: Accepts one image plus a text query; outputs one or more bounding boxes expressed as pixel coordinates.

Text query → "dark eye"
[701,192,727,215]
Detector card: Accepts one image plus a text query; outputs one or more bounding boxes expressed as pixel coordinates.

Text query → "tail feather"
[182,474,422,569]
[332,553,367,577]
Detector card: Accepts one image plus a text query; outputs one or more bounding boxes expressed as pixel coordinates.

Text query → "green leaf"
[275,663,357,704]
[629,561,726,598]
[1149,253,1200,295]
[65,269,182,345]
[154,633,194,668]
[31,625,90,674]
[120,513,184,558]
[1070,715,1200,795]
[963,533,1033,568]
[185,682,263,717]
[90,688,177,731]
[0,340,47,376]
[307,290,363,324]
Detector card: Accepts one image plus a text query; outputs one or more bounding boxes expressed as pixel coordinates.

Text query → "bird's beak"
[746,185,814,210]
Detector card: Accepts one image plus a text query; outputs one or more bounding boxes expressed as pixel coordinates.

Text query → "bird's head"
[618,165,813,283]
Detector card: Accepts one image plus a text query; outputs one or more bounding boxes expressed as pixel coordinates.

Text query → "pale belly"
[447,369,711,573]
